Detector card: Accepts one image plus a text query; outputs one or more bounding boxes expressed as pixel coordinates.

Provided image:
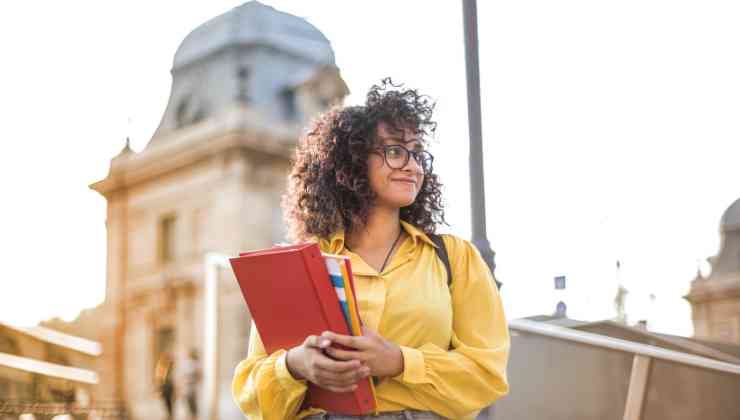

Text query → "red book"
[230,243,376,415]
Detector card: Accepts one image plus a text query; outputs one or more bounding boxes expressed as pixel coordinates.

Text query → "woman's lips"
[392,179,417,187]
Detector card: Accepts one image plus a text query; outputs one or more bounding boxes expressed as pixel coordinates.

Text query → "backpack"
[429,234,502,290]
[428,234,452,287]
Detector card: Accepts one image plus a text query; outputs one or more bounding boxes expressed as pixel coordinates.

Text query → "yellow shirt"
[232,221,510,419]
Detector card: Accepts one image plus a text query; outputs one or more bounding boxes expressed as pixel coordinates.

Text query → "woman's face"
[367,121,426,210]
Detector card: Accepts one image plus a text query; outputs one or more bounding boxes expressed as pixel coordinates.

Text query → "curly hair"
[283,78,446,242]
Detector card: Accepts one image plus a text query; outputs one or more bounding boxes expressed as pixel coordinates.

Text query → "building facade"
[686,197,740,344]
[84,2,348,419]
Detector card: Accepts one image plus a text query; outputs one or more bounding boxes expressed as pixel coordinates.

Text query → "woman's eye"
[387,148,402,159]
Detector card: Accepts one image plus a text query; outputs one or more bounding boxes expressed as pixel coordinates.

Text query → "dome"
[173,1,334,70]
[721,197,740,231]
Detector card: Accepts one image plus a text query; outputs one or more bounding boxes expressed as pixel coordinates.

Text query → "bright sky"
[1,1,738,337]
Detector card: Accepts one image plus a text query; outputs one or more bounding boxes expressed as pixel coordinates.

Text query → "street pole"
[462,0,500,288]
[463,1,498,418]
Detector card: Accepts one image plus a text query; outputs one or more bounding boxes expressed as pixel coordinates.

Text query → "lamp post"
[463,1,498,418]
[462,0,499,288]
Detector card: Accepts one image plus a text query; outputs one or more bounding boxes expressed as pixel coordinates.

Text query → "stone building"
[84,2,348,418]
[685,197,740,344]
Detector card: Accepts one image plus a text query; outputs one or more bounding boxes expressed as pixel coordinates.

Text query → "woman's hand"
[286,335,370,393]
[321,327,404,378]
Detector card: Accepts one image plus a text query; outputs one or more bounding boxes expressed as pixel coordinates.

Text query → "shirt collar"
[326,230,346,254]
[400,220,438,249]
[324,221,438,254]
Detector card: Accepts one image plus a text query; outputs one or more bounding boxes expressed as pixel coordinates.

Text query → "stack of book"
[230,243,377,415]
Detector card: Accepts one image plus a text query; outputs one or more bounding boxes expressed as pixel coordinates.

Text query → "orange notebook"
[230,243,376,415]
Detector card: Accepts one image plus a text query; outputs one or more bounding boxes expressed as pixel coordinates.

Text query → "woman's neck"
[345,206,402,252]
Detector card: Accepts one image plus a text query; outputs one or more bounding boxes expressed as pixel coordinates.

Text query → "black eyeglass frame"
[373,144,434,174]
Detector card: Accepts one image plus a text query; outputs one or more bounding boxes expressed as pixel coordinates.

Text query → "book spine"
[301,245,352,337]
[302,247,376,414]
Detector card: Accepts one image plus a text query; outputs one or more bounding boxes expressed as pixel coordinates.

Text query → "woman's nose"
[402,154,423,174]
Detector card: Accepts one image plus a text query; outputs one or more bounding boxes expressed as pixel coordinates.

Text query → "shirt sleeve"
[391,236,510,419]
[232,322,309,420]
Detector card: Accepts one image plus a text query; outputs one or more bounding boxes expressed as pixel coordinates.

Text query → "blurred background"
[0,1,738,419]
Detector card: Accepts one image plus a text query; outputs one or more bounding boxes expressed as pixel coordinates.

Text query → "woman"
[232,79,510,419]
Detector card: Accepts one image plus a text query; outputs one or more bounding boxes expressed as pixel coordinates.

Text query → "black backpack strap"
[428,233,452,287]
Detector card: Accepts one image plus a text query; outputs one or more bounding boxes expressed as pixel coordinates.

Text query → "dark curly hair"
[283,78,446,242]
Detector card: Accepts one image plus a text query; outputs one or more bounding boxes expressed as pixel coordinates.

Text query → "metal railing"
[0,352,98,385]
[509,318,740,420]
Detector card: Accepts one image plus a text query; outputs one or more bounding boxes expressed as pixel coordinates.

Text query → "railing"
[0,352,98,384]
[0,400,127,419]
[508,319,740,420]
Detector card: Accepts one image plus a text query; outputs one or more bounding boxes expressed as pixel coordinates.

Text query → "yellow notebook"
[340,259,363,335]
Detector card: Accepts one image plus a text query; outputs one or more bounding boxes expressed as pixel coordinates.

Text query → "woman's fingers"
[310,350,370,386]
[325,346,367,362]
[302,333,374,390]
[315,364,370,388]
[313,352,361,373]
[326,364,370,382]
[321,331,368,350]
[304,335,331,349]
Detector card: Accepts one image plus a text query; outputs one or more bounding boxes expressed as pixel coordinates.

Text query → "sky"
[1,1,739,337]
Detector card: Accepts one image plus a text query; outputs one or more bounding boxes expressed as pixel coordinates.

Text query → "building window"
[159,214,177,264]
[175,96,207,127]
[237,67,250,103]
[281,87,298,121]
[155,327,175,358]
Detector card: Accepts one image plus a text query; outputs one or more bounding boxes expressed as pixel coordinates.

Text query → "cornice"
[91,106,300,198]
[685,274,740,303]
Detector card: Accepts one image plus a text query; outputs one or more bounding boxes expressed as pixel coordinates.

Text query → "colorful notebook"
[231,243,376,415]
[324,256,352,330]
[322,254,378,404]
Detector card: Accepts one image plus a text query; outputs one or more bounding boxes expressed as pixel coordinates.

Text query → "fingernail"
[320,339,330,347]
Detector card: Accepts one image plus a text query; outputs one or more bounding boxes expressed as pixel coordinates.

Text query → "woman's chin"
[392,196,419,209]
[375,195,417,210]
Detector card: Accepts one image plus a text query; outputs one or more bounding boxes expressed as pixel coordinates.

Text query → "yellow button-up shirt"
[232,221,510,419]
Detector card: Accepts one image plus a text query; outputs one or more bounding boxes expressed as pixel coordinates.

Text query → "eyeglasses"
[374,144,434,174]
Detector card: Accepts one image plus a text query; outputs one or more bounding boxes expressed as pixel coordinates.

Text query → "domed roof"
[173,1,334,70]
[721,197,740,231]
